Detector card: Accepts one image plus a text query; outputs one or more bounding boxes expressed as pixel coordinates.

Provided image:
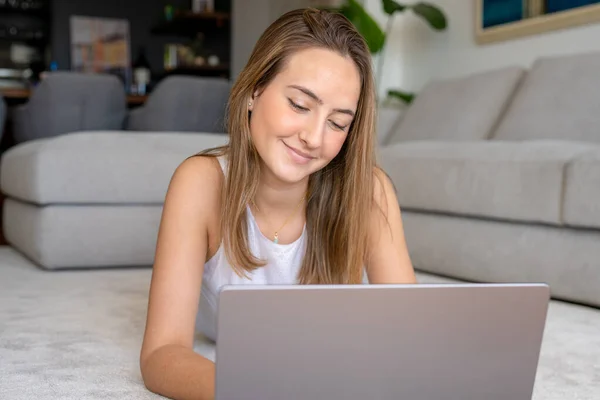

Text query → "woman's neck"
[253,164,309,214]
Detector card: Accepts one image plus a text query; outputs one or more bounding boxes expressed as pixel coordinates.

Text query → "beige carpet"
[0,246,598,399]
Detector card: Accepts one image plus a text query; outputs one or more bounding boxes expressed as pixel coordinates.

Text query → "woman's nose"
[298,117,325,149]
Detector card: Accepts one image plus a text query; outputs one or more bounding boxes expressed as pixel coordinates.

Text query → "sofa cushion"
[3,198,162,269]
[386,66,524,144]
[492,52,600,143]
[0,131,229,204]
[379,140,592,225]
[402,211,600,308]
[563,148,600,228]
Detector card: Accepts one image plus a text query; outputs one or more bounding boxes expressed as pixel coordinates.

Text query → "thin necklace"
[251,195,306,244]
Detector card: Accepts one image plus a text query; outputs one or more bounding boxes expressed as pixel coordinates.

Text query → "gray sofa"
[0,94,6,141]
[378,51,600,309]
[11,72,127,144]
[0,132,228,269]
[126,76,231,133]
[0,51,598,312]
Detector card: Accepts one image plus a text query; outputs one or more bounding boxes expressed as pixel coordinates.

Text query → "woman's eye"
[287,98,347,131]
[329,121,346,131]
[289,99,309,112]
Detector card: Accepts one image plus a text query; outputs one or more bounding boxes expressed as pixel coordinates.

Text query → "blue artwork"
[478,0,600,43]
[546,0,600,13]
[483,0,524,28]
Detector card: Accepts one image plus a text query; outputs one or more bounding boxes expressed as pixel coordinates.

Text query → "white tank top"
[195,156,307,341]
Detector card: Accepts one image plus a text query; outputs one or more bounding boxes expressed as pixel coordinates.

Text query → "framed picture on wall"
[70,16,132,86]
[475,0,600,44]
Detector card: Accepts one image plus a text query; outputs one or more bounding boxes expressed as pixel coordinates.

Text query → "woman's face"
[249,47,361,184]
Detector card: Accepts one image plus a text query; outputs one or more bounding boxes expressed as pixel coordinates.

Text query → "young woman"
[140,7,416,400]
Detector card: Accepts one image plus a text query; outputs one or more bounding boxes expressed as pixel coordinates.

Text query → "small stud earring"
[248,101,252,107]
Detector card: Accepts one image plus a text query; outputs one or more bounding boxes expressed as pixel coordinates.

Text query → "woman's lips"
[283,141,314,165]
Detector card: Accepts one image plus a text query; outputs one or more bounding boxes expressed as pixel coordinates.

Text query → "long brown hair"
[200,8,378,284]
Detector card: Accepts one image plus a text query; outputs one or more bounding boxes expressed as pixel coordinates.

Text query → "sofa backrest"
[491,51,600,143]
[12,72,127,144]
[0,95,5,141]
[385,66,524,145]
[127,76,231,133]
[29,72,126,138]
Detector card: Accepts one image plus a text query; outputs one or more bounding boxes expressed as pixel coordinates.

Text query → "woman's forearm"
[141,344,215,400]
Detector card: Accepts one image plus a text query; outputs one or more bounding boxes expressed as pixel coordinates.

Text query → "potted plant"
[328,0,448,105]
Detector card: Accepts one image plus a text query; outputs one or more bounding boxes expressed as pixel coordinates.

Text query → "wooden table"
[0,88,30,100]
[0,87,148,105]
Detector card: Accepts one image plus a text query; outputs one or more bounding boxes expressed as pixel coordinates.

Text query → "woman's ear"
[249,88,262,111]
[252,87,264,102]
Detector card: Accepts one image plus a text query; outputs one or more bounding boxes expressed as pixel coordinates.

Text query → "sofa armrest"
[377,105,406,146]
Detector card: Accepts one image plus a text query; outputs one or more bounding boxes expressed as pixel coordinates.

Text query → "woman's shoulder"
[167,154,224,209]
[164,154,225,257]
[372,166,398,215]
[173,155,223,186]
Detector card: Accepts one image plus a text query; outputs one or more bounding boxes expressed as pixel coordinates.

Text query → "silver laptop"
[215,283,550,400]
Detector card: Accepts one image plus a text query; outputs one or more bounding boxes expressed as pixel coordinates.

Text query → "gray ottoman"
[0,131,228,269]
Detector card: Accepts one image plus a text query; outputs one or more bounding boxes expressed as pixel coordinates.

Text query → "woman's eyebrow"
[287,85,355,117]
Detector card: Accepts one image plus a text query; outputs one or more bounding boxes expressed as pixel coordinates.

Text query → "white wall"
[232,0,311,78]
[364,0,600,94]
[231,0,272,79]
[272,0,313,21]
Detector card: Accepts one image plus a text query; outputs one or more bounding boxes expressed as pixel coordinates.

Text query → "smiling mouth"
[283,142,315,160]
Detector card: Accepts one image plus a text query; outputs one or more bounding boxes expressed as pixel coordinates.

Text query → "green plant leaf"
[340,0,386,54]
[388,89,416,104]
[382,0,407,15]
[411,2,447,30]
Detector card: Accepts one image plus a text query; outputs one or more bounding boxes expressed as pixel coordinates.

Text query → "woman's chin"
[277,168,310,184]
[271,160,314,184]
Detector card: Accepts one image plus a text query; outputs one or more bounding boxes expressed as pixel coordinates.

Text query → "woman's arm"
[365,168,417,284]
[140,156,222,400]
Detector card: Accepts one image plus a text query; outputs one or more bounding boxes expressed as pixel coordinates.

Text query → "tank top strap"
[216,155,227,175]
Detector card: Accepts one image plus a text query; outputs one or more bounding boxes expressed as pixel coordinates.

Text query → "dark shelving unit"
[165,63,230,73]
[157,63,229,79]
[0,0,51,83]
[0,0,51,43]
[150,6,231,80]
[150,11,230,36]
